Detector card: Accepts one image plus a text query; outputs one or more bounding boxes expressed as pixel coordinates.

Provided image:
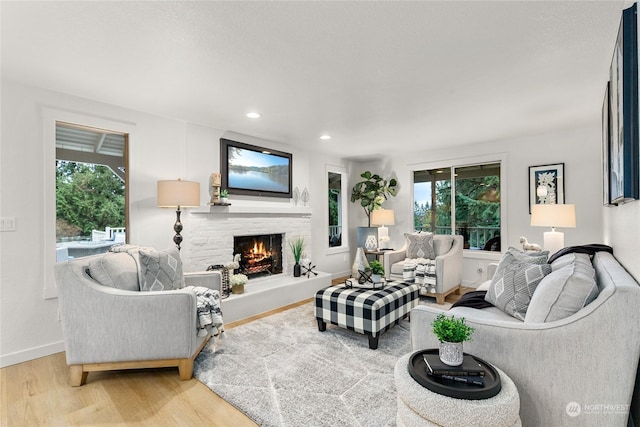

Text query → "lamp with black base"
[157,179,200,250]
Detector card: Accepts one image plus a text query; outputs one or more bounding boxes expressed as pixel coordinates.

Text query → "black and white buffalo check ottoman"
[314,282,420,349]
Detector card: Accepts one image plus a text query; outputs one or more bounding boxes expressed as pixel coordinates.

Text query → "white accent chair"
[55,252,221,386]
[383,234,463,304]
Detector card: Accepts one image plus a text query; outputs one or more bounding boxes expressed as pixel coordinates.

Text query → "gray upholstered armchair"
[383,234,463,304]
[55,248,222,386]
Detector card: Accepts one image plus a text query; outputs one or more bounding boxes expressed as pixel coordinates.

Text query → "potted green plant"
[289,236,305,277]
[229,273,248,294]
[369,260,384,283]
[220,189,229,204]
[350,171,398,227]
[431,313,475,366]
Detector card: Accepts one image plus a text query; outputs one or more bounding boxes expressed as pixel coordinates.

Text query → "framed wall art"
[602,81,613,206]
[607,3,639,205]
[529,163,564,213]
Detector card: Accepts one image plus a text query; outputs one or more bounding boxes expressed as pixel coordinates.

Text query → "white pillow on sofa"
[525,253,599,323]
[88,252,139,291]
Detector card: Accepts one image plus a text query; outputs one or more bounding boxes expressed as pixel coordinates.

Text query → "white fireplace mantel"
[191,206,311,215]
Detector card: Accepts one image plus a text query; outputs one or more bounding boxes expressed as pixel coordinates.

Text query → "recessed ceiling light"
[246,112,260,119]
[320,135,332,140]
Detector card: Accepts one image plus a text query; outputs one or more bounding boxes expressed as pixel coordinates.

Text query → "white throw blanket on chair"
[184,286,224,337]
[402,258,436,294]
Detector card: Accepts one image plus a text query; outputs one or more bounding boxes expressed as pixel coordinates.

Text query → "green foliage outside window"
[56,160,125,240]
[414,164,500,249]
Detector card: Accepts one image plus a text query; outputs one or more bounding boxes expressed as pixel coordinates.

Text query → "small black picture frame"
[529,163,565,213]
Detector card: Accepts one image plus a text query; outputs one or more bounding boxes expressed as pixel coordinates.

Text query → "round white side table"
[394,352,521,427]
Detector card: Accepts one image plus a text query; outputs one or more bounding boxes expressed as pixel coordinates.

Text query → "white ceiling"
[0,1,627,158]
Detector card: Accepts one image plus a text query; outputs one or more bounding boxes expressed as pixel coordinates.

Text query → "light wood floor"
[1,279,472,426]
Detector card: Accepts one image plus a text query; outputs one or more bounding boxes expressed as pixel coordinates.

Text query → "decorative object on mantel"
[157,179,200,250]
[350,170,398,226]
[219,189,229,205]
[292,187,300,206]
[289,236,305,277]
[351,247,370,281]
[230,273,248,294]
[431,313,475,366]
[530,203,576,255]
[519,236,541,252]
[209,172,222,205]
[301,187,310,206]
[300,258,318,278]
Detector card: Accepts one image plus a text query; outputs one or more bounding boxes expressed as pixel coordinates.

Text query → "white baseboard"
[0,341,65,368]
[461,279,483,288]
[332,270,351,280]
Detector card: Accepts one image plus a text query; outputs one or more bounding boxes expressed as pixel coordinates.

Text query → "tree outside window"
[414,163,500,251]
[56,160,125,242]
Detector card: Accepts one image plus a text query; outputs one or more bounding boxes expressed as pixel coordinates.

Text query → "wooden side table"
[394,353,521,426]
[364,250,385,266]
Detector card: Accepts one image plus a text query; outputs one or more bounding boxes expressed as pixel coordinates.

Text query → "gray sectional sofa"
[410,250,640,426]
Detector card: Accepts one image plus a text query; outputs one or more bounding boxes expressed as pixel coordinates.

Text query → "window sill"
[462,249,502,261]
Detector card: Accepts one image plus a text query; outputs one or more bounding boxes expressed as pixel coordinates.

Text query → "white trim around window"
[408,152,508,257]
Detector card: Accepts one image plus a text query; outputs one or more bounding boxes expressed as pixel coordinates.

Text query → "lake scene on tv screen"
[228,147,289,193]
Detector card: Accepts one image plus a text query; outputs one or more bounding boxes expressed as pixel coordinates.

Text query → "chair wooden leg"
[178,359,194,380]
[435,294,445,305]
[69,365,88,386]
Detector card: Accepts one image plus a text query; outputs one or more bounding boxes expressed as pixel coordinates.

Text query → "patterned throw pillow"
[485,251,552,321]
[138,246,184,291]
[404,233,435,260]
[505,247,549,264]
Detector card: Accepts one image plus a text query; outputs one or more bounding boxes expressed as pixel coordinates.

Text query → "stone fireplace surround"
[182,207,331,323]
[185,207,312,272]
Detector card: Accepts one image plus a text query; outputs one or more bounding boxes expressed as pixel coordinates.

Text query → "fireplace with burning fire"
[233,233,284,277]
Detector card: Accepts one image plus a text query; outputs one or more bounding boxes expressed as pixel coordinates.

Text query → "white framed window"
[42,108,135,299]
[326,164,349,253]
[412,154,506,253]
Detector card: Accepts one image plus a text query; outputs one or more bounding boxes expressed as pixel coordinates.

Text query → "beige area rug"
[193,296,449,427]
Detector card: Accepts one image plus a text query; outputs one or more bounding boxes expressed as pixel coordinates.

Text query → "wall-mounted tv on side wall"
[220,138,292,198]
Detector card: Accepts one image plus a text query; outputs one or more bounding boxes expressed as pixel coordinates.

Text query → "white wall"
[349,125,605,286]
[0,80,346,366]
[604,201,640,281]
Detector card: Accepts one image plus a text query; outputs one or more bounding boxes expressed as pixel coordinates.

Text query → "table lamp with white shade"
[530,203,576,255]
[371,209,395,249]
[157,179,200,250]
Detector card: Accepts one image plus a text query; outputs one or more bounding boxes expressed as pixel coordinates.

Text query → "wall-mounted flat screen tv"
[220,138,292,198]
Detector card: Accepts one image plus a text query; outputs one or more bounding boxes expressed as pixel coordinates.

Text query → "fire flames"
[248,240,271,264]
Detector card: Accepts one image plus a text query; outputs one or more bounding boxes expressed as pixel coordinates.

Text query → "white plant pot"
[439,341,464,366]
[372,274,382,283]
